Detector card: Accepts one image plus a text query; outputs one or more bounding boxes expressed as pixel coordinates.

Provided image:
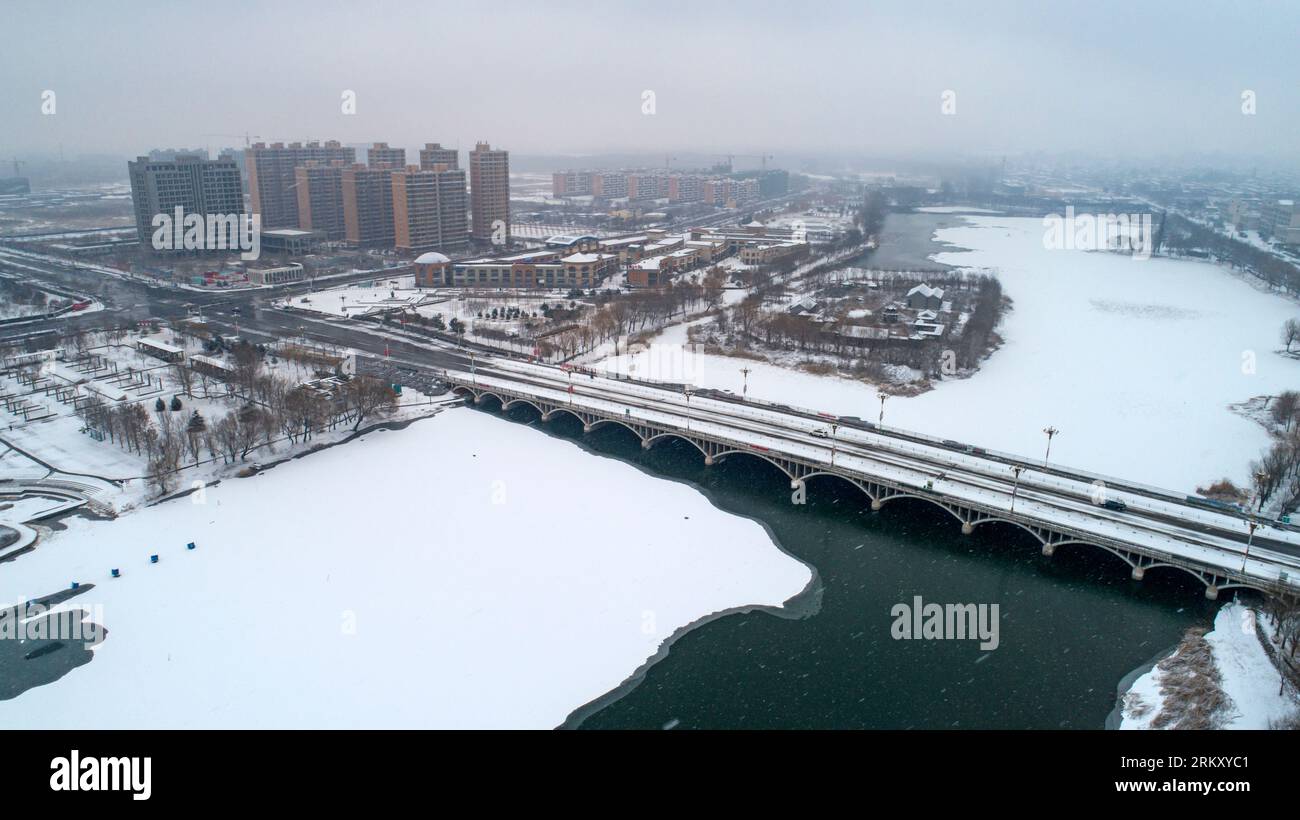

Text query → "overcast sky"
[3,0,1297,166]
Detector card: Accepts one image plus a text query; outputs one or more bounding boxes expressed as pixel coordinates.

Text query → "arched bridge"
[446,359,1300,601]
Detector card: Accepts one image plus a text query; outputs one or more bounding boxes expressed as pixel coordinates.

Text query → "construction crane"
[719,153,775,173]
[4,159,25,178]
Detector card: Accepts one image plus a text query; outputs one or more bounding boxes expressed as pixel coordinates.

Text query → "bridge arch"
[541,407,586,426]
[967,516,1050,546]
[797,471,876,503]
[643,431,710,461]
[587,418,647,443]
[1048,538,1137,567]
[876,493,969,529]
[502,397,547,416]
[710,449,796,481]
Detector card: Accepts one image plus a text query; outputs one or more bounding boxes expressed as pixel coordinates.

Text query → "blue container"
[111,568,120,578]
[70,582,79,590]
[150,554,159,564]
[187,542,196,550]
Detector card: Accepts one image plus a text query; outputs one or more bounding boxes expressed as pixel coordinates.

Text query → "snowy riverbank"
[1119,602,1299,729]
[0,408,812,728]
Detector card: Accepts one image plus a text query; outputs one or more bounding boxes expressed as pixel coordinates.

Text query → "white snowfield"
[449,358,1300,592]
[0,411,811,728]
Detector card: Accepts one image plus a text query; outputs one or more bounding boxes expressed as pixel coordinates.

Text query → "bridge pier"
[582,423,593,433]
[1041,543,1055,557]
[960,522,974,535]
[1131,565,1145,581]
[1205,584,1219,601]
[870,498,883,511]
[641,439,651,450]
[704,455,714,466]
[790,479,803,490]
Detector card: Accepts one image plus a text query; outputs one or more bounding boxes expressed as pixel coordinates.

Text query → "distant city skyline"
[3,0,1299,167]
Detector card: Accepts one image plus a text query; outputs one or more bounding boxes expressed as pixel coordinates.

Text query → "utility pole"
[1010,465,1024,513]
[878,392,888,425]
[740,367,751,399]
[1042,426,1059,466]
[830,422,838,466]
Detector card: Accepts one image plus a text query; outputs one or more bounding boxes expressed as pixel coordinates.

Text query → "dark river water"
[487,405,1213,730]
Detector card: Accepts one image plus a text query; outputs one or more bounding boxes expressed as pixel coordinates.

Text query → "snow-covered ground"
[599,216,1300,491]
[1120,603,1298,729]
[0,408,811,728]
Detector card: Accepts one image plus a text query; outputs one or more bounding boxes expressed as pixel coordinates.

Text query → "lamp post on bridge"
[1242,520,1259,574]
[469,351,477,388]
[1010,465,1024,514]
[1244,469,1269,572]
[684,387,693,431]
[830,421,839,466]
[740,367,751,399]
[878,392,888,426]
[1042,426,1059,466]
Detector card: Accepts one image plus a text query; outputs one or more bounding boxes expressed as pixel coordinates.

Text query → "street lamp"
[740,367,752,399]
[1010,465,1024,513]
[878,392,888,426]
[1242,520,1259,573]
[1042,426,1059,466]
[830,422,839,466]
[469,351,477,387]
[684,387,693,431]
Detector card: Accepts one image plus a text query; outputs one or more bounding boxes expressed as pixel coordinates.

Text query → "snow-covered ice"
[0,409,811,728]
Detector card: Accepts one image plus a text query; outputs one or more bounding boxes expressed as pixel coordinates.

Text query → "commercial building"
[127,153,245,249]
[260,228,321,256]
[341,164,396,247]
[391,165,469,252]
[469,142,510,242]
[419,143,459,171]
[246,141,355,228]
[247,262,306,286]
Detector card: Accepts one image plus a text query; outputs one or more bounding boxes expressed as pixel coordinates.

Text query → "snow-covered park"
[599,216,1300,492]
[0,408,811,728]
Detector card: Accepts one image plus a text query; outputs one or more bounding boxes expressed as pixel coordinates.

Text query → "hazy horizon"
[3,0,1299,168]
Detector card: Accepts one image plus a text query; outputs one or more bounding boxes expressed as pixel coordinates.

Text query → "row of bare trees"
[74,349,398,494]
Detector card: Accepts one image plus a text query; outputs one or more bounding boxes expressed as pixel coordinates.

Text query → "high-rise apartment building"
[468,142,509,243]
[246,140,355,228]
[342,164,396,247]
[128,153,245,248]
[553,171,594,197]
[591,172,628,198]
[391,164,469,252]
[294,161,348,240]
[419,143,459,170]
[367,142,406,169]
